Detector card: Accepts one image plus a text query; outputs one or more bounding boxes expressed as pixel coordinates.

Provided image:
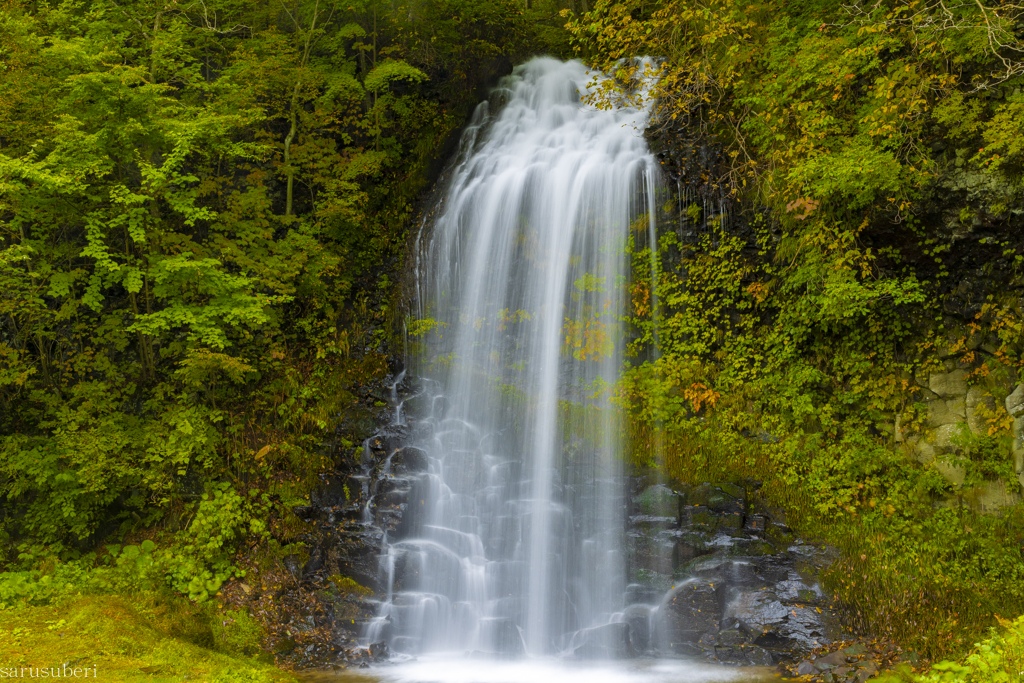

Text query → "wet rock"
[657,579,721,652]
[717,512,744,530]
[715,628,746,647]
[294,505,318,522]
[682,506,714,530]
[378,482,412,508]
[743,514,768,533]
[634,484,681,519]
[687,556,776,588]
[624,583,663,605]
[391,446,430,473]
[671,530,713,563]
[571,622,637,659]
[628,482,844,667]
[731,538,781,557]
[686,483,745,515]
[775,573,824,603]
[628,531,677,575]
[630,515,678,531]
[796,660,815,676]
[622,604,653,652]
[715,644,774,666]
[369,641,389,661]
[727,590,788,636]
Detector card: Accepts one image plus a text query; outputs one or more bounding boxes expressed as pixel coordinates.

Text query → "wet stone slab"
[626,479,847,666]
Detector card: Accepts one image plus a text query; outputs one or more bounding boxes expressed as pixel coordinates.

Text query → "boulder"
[634,484,680,519]
[935,460,967,486]
[687,557,766,589]
[715,628,746,647]
[672,531,713,563]
[369,640,389,661]
[926,397,964,427]
[970,480,1021,512]
[934,422,963,448]
[726,590,788,637]
[687,483,745,514]
[929,369,968,398]
[390,446,429,473]
[627,529,677,576]
[966,386,996,436]
[1007,384,1024,418]
[656,579,721,653]
[855,660,879,682]
[726,591,831,652]
[715,644,774,666]
[743,514,768,533]
[775,574,824,603]
[1014,417,1024,487]
[623,604,654,652]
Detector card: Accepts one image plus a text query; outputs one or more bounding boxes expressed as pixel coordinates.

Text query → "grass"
[0,594,298,683]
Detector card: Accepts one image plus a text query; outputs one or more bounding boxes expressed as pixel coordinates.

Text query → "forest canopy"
[0,0,536,565]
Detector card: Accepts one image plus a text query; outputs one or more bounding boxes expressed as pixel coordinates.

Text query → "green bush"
[878,614,1024,682]
[163,483,268,602]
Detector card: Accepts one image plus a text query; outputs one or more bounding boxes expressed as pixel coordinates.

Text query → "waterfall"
[373,57,659,659]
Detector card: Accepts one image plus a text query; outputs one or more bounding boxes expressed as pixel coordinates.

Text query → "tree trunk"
[284,81,301,217]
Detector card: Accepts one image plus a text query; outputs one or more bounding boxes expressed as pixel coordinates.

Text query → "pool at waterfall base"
[297,657,781,683]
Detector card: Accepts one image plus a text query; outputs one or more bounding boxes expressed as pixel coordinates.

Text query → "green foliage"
[0,0,530,569]
[877,615,1024,682]
[163,483,267,602]
[0,540,161,608]
[567,0,1024,660]
[946,427,1018,490]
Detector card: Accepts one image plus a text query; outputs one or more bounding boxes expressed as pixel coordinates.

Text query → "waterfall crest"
[373,57,659,658]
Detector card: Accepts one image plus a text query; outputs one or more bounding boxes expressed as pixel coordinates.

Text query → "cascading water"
[368,57,659,660]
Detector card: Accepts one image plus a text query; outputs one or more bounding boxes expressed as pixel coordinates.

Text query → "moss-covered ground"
[0,595,296,683]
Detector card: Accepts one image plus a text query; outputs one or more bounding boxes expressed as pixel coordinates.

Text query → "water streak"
[376,57,658,658]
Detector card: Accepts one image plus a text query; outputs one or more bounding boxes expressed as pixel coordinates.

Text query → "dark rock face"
[657,579,721,653]
[286,367,847,672]
[389,446,429,474]
[254,367,424,669]
[627,478,845,666]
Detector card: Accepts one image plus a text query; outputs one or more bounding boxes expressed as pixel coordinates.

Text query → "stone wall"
[896,360,1024,511]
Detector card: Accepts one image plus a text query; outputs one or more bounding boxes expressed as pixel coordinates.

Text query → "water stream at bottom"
[297,659,779,683]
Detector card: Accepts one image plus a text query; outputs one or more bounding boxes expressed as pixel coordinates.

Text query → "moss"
[327,576,372,598]
[0,595,293,683]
